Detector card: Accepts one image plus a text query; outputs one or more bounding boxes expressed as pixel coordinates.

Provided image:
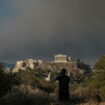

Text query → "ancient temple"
[54,54,71,62]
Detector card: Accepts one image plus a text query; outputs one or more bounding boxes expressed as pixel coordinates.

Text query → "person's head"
[61,68,67,75]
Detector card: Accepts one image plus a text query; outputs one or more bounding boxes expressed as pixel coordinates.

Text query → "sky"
[0,0,105,66]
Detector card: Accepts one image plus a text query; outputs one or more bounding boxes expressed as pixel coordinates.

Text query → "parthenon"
[54,54,71,62]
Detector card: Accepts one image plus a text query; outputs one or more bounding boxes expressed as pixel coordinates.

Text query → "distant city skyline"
[0,0,105,66]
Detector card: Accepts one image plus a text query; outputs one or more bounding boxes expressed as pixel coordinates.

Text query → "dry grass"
[76,102,105,105]
[0,84,104,105]
[70,86,100,103]
[0,85,56,105]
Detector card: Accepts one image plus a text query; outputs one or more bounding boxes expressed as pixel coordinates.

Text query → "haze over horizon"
[0,0,105,66]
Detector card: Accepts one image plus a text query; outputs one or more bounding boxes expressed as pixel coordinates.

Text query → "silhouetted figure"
[55,69,70,101]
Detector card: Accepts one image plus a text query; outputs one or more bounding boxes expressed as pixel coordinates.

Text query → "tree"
[77,59,91,74]
[0,63,11,97]
[94,55,105,70]
[86,55,105,101]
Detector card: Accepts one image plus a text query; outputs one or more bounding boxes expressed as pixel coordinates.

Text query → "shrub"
[0,90,55,105]
[70,85,100,103]
[0,64,11,97]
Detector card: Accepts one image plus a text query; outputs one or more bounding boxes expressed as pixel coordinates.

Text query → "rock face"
[39,61,78,73]
[12,55,91,74]
[12,59,82,74]
[12,59,44,73]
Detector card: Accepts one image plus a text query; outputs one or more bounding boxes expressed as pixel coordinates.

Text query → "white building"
[54,54,71,63]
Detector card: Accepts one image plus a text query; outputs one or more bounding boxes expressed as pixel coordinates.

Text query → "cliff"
[12,59,44,73]
[12,59,86,75]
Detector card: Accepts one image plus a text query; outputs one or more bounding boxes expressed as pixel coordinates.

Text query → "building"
[12,54,90,75]
[54,54,71,63]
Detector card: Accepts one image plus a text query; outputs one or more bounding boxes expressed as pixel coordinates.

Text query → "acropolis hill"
[12,54,91,74]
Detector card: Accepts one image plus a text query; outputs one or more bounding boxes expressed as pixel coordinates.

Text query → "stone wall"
[12,58,90,75]
[12,59,44,73]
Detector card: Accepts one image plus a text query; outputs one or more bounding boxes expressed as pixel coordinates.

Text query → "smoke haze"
[0,0,105,65]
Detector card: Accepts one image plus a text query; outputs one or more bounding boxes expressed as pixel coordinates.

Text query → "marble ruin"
[54,54,72,62]
[12,54,90,75]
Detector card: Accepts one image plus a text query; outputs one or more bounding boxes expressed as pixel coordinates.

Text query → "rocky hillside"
[12,59,44,73]
[39,62,80,73]
[12,59,90,75]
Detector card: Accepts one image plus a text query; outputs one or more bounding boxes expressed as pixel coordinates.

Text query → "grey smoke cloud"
[0,0,105,65]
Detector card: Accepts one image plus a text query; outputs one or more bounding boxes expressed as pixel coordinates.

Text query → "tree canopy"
[94,55,105,70]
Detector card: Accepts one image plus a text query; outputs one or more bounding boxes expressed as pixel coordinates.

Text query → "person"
[55,69,70,101]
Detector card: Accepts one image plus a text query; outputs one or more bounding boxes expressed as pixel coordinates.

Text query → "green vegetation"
[0,55,105,104]
[94,55,105,70]
[70,55,105,102]
[0,91,55,105]
[0,64,11,97]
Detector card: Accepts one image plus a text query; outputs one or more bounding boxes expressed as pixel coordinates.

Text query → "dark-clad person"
[55,69,70,101]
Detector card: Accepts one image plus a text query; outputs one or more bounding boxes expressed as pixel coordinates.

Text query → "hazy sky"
[0,0,105,65]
